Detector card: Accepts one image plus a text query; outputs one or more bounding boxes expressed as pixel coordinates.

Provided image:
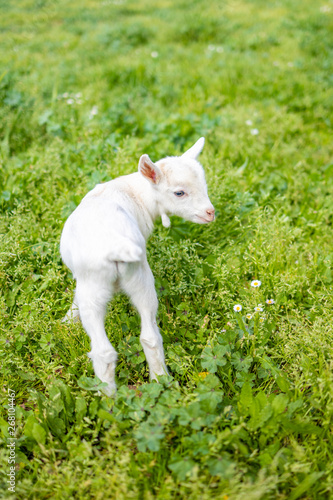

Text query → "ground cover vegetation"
[1,0,333,498]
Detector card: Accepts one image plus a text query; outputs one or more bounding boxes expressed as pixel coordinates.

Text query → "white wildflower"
[233,304,242,312]
[250,128,259,135]
[89,105,98,119]
[251,280,261,288]
[266,299,275,305]
[254,306,263,312]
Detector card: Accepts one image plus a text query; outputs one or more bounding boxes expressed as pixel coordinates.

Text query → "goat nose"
[206,207,215,220]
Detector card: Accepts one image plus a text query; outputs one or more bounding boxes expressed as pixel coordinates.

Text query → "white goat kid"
[60,137,215,396]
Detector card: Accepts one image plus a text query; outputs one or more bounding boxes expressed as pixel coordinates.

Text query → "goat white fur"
[60,137,215,396]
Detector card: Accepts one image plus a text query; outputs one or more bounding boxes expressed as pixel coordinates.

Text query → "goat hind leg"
[75,276,117,396]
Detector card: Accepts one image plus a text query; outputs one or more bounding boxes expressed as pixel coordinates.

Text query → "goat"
[60,137,215,396]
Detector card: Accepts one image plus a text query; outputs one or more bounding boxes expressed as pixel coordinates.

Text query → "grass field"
[1,0,333,498]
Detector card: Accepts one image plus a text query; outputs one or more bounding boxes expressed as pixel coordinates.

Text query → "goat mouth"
[196,215,214,224]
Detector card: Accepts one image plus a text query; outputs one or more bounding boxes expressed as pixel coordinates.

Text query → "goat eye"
[174,190,185,197]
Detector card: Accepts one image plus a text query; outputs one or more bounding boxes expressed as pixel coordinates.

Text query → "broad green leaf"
[177,402,211,430]
[158,389,181,406]
[276,375,290,392]
[196,373,221,392]
[24,415,39,438]
[201,345,227,373]
[77,376,108,392]
[238,380,253,414]
[287,399,303,417]
[217,330,238,345]
[75,397,87,421]
[197,376,224,413]
[231,352,253,372]
[183,432,215,456]
[282,418,322,435]
[169,457,196,481]
[134,422,165,452]
[48,387,64,415]
[58,381,75,416]
[98,408,115,423]
[271,394,289,415]
[32,423,46,444]
[147,403,175,425]
[140,382,164,399]
[206,457,234,478]
[235,371,255,388]
[47,416,66,439]
[289,472,324,500]
[89,399,99,418]
[17,370,36,381]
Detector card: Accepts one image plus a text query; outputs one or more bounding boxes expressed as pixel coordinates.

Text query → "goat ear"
[138,154,161,184]
[181,137,205,160]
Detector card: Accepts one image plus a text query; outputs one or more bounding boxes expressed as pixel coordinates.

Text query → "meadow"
[1,0,333,498]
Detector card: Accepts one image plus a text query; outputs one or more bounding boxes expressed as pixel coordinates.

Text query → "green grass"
[1,0,333,498]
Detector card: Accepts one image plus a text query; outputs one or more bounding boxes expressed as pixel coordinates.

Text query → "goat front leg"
[75,277,118,396]
[121,260,169,380]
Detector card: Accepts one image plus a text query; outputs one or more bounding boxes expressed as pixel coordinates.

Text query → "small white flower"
[151,51,159,58]
[75,92,82,98]
[254,306,263,312]
[233,304,242,312]
[67,98,74,105]
[251,280,261,288]
[216,46,224,53]
[208,44,215,51]
[266,299,275,305]
[250,128,259,135]
[62,92,69,98]
[259,317,265,323]
[89,105,98,118]
[245,120,253,126]
[257,303,263,307]
[246,314,252,320]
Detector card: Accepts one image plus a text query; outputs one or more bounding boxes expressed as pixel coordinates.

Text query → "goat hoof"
[101,382,117,398]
